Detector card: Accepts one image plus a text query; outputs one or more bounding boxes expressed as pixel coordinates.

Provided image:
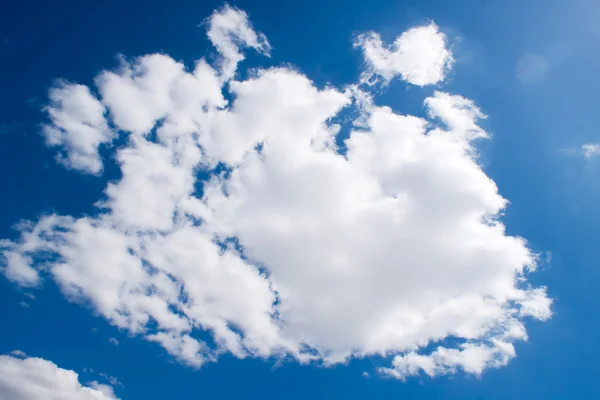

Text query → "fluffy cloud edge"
[0,353,119,400]
[355,22,453,86]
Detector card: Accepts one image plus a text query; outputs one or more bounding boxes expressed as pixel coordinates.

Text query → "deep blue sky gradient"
[1,0,600,398]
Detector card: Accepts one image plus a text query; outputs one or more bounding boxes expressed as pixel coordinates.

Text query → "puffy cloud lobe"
[43,83,114,174]
[0,250,39,287]
[95,55,225,137]
[0,354,118,400]
[200,68,350,165]
[206,91,546,363]
[380,341,516,379]
[1,6,551,378]
[355,23,453,86]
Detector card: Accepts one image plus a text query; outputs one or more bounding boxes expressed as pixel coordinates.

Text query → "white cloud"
[42,82,114,174]
[0,249,39,287]
[380,341,516,379]
[206,4,271,80]
[355,23,453,86]
[1,6,550,379]
[0,355,118,400]
[582,143,600,158]
[108,338,119,346]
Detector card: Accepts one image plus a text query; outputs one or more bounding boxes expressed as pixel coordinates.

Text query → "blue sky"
[1,0,600,399]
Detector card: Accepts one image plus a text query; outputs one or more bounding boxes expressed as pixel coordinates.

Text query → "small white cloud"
[0,249,39,287]
[9,350,26,358]
[206,4,271,80]
[582,143,600,158]
[0,355,118,399]
[355,23,453,86]
[146,332,209,369]
[42,82,115,174]
[108,337,119,346]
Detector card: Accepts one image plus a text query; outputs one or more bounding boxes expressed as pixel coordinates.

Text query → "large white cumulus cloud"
[0,353,118,400]
[0,5,550,379]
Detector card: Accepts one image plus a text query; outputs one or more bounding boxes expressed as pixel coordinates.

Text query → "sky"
[1,0,599,399]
